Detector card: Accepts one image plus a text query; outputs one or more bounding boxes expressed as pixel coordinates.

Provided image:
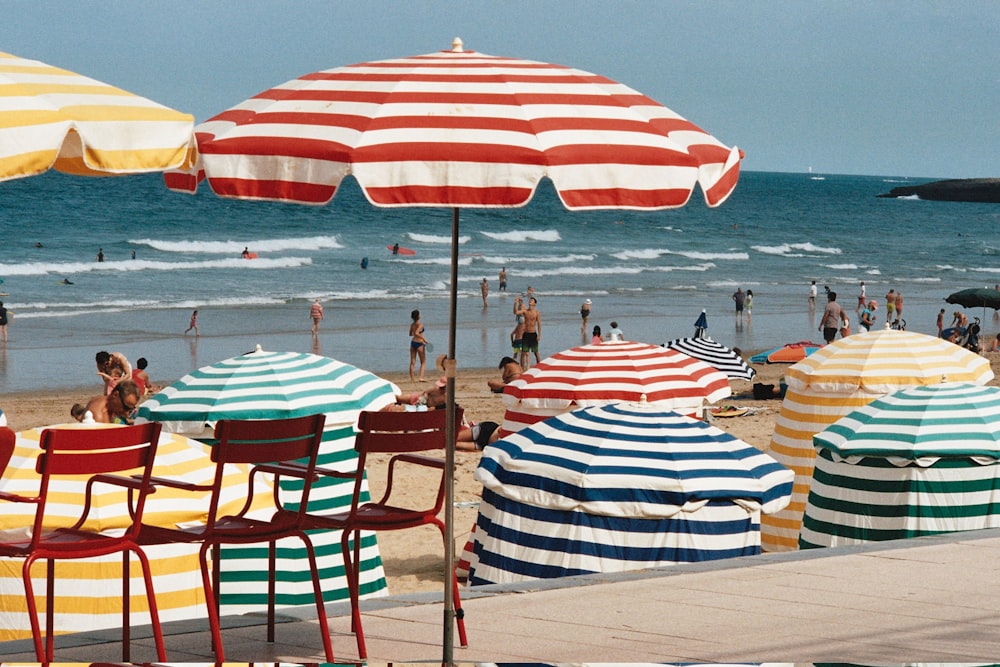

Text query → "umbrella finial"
[82,410,95,424]
[255,343,263,352]
[452,37,464,52]
[639,393,648,405]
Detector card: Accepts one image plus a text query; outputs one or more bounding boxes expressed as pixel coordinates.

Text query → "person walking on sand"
[937,308,946,337]
[885,289,896,322]
[408,309,428,382]
[498,267,507,292]
[310,299,324,334]
[185,309,199,336]
[857,281,866,312]
[732,287,746,325]
[819,291,847,344]
[894,291,904,323]
[860,301,877,332]
[480,278,489,307]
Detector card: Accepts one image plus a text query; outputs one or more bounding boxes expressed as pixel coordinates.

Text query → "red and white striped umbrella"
[163,39,741,660]
[167,38,741,208]
[501,340,731,435]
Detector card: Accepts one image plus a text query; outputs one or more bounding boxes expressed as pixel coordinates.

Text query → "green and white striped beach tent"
[137,347,400,614]
[801,382,1000,548]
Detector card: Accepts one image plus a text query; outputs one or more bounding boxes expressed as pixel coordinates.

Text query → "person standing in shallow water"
[185,309,199,336]
[819,291,847,344]
[498,267,507,292]
[732,287,745,325]
[409,309,428,382]
[310,299,324,334]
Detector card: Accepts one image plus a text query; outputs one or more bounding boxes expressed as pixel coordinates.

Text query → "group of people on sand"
[70,350,158,424]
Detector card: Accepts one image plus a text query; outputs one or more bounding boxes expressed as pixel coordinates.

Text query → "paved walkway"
[3,528,1000,663]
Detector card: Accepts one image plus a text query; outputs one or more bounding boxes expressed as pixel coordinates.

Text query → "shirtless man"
[518,296,542,366]
[86,379,141,424]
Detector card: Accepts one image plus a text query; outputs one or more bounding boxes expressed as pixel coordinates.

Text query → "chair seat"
[0,529,132,557]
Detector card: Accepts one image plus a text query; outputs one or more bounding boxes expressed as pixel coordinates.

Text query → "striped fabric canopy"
[137,348,399,615]
[815,383,1000,461]
[761,330,994,552]
[0,423,265,641]
[801,383,1000,548]
[137,347,399,433]
[470,402,792,585]
[500,340,731,435]
[165,39,741,210]
[664,336,756,381]
[0,51,195,181]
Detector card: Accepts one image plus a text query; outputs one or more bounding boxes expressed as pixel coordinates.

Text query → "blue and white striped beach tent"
[469,401,793,585]
[137,346,399,614]
[801,382,1000,548]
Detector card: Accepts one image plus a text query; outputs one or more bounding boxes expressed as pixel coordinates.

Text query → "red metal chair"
[302,408,468,659]
[0,422,165,662]
[136,413,333,662]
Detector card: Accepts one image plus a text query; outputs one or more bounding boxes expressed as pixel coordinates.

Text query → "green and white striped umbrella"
[138,345,399,435]
[801,382,1000,548]
[137,346,400,615]
[814,382,1000,461]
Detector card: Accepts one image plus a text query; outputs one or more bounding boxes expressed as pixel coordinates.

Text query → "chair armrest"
[314,464,358,480]
[254,461,318,480]
[91,473,154,492]
[392,453,445,469]
[133,473,212,493]
[0,490,38,504]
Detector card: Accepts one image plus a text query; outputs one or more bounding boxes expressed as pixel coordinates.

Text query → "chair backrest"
[210,413,326,524]
[354,407,465,455]
[34,422,162,544]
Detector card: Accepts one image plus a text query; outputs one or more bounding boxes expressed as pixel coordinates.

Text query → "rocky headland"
[878,178,1000,203]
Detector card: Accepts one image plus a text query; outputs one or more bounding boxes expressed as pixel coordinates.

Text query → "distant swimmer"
[360,257,369,269]
[241,246,250,258]
[97,247,104,262]
[392,243,400,255]
[60,278,74,285]
[34,242,43,248]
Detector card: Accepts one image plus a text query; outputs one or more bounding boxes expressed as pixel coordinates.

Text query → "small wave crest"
[0,256,312,276]
[752,242,842,257]
[131,236,342,253]
[480,229,561,243]
[407,233,470,245]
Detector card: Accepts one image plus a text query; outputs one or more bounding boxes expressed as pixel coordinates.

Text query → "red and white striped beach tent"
[162,38,742,659]
[501,340,732,436]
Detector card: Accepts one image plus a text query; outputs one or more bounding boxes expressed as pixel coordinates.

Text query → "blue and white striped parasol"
[665,336,755,381]
[470,401,792,585]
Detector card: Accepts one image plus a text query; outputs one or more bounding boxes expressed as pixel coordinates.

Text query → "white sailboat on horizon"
[808,166,826,181]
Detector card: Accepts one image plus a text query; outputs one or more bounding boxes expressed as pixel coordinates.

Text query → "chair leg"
[133,546,168,661]
[199,541,226,660]
[340,528,366,659]
[22,555,46,661]
[123,550,131,661]
[267,540,276,643]
[299,531,335,662]
[46,558,57,659]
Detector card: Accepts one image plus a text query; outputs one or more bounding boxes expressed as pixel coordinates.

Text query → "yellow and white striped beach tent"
[760,329,993,552]
[0,422,269,641]
[0,50,195,181]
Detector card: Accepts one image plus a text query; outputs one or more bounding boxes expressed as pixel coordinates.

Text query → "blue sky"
[7,1,999,179]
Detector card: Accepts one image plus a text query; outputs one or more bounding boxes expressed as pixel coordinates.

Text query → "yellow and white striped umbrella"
[0,422,267,642]
[760,329,994,552]
[0,51,195,181]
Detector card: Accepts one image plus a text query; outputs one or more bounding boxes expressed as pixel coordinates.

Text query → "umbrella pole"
[442,206,459,665]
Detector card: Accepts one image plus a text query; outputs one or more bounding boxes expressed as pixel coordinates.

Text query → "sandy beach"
[3,352,1000,596]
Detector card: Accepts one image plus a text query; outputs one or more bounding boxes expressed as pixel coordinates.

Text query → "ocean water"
[1,170,999,395]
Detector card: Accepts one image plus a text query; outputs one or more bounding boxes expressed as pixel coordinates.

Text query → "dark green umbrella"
[946,287,1000,309]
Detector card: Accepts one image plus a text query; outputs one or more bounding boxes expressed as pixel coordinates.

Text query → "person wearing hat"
[580,298,592,333]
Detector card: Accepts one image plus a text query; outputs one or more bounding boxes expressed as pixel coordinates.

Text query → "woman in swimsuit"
[409,309,428,382]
